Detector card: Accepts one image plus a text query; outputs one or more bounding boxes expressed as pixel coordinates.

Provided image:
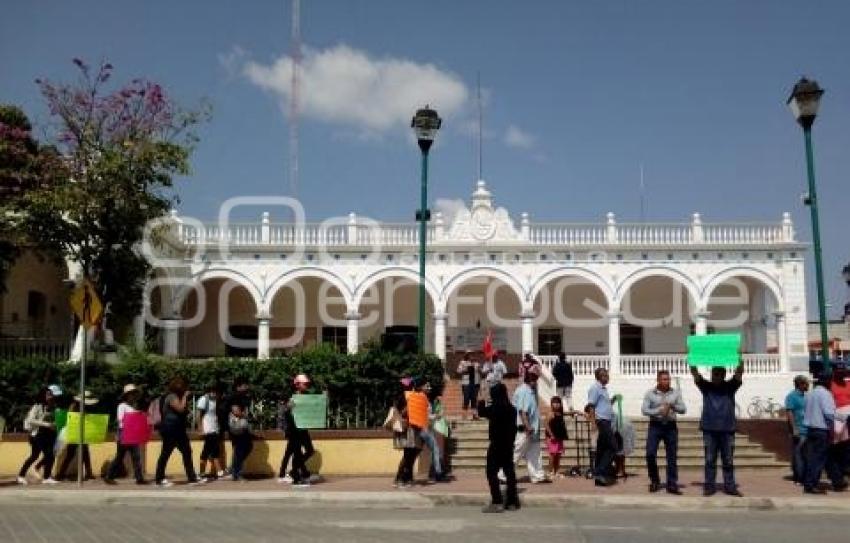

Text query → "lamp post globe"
[788,77,830,372]
[411,106,441,354]
[787,77,824,129]
[411,106,442,153]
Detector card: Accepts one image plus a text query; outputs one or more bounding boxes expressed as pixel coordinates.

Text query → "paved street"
[0,502,846,543]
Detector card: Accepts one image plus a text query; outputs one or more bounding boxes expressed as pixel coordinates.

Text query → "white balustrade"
[742,354,781,374]
[537,354,609,376]
[175,217,790,249]
[620,354,690,376]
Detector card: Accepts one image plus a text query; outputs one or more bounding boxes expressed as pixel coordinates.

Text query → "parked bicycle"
[746,396,784,418]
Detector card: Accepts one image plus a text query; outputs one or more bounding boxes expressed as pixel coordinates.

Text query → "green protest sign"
[54,409,68,433]
[687,333,741,367]
[65,412,109,444]
[292,393,327,429]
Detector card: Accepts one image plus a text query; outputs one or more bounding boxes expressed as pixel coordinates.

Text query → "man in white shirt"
[196,384,224,479]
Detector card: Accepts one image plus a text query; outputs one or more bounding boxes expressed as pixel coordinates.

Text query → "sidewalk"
[1,469,847,511]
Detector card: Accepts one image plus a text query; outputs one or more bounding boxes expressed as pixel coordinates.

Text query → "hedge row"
[0,343,444,432]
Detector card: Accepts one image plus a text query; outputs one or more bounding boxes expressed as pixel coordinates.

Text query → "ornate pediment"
[444,180,522,243]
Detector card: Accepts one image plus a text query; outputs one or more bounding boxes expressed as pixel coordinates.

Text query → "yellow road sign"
[70,279,103,328]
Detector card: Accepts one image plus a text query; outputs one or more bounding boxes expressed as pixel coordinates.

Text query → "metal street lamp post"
[411,107,442,354]
[787,77,830,373]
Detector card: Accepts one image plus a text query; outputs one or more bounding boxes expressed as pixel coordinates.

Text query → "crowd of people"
[16,374,320,488]
[13,353,850,508]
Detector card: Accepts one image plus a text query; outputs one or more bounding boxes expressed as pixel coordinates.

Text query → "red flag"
[482,329,495,360]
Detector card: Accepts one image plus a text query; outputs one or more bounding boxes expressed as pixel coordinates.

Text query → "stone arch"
[615,266,701,309]
[172,268,263,315]
[528,268,615,308]
[701,267,784,312]
[264,267,353,314]
[441,266,527,311]
[351,267,440,313]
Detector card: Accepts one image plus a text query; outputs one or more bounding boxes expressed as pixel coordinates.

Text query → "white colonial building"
[140,181,809,415]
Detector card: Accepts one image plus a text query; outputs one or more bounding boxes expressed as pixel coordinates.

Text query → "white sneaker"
[188,478,207,486]
[16,476,28,486]
[42,478,59,485]
[277,475,294,484]
[156,479,174,488]
[216,470,226,478]
[308,474,322,484]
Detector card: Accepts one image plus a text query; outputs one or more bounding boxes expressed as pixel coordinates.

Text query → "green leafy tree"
[0,105,60,292]
[21,59,208,332]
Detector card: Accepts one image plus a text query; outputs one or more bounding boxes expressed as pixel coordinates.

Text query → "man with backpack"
[552,352,575,410]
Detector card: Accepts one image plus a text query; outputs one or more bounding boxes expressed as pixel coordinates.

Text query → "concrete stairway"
[448,418,786,472]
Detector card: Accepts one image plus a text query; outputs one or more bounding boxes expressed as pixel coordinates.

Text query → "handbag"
[383,406,404,433]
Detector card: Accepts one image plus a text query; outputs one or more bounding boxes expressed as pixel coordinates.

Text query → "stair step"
[449,458,786,469]
[449,449,778,460]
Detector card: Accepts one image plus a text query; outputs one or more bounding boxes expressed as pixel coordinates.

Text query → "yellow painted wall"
[0,438,403,478]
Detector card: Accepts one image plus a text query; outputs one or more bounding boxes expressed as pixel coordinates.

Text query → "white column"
[163,319,180,357]
[521,310,535,355]
[346,311,360,354]
[776,311,788,372]
[133,313,146,350]
[608,312,620,375]
[257,312,271,360]
[695,310,709,336]
[433,312,448,361]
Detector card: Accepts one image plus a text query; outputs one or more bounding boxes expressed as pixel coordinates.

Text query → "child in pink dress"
[546,396,568,479]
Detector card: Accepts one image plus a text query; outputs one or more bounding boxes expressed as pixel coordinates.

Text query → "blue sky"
[2,1,849,318]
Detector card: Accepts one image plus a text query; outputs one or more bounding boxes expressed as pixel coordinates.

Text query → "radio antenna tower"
[476,72,483,181]
[289,0,301,201]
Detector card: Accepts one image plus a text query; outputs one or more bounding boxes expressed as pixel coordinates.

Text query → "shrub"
[0,344,444,432]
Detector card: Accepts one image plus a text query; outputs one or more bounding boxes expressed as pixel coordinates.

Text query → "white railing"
[742,353,781,374]
[617,224,693,245]
[537,354,609,376]
[702,224,784,245]
[529,224,607,245]
[621,354,691,376]
[175,217,792,248]
[538,353,782,378]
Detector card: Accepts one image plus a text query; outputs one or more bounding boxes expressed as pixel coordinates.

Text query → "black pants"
[57,444,93,479]
[282,429,313,482]
[395,447,420,484]
[155,430,198,483]
[231,434,253,480]
[803,428,843,490]
[646,421,679,488]
[106,441,144,482]
[594,419,617,481]
[703,431,736,492]
[486,443,518,506]
[19,433,56,478]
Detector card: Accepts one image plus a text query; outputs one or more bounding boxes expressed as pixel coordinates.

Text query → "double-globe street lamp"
[787,77,830,373]
[411,107,442,353]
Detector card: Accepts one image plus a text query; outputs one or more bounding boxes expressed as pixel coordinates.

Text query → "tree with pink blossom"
[18,59,209,335]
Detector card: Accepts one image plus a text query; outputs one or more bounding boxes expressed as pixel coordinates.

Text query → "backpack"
[147,395,165,430]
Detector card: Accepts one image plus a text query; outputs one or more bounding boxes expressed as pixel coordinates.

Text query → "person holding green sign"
[690,362,744,497]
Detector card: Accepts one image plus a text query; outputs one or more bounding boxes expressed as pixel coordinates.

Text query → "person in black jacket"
[477,383,519,513]
[552,352,575,410]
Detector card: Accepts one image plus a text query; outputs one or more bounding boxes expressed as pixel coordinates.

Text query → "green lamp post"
[787,77,830,373]
[411,106,442,353]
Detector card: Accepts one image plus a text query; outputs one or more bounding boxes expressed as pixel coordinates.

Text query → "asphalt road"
[0,503,842,543]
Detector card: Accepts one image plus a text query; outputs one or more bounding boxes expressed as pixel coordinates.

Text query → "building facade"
[141,182,809,415]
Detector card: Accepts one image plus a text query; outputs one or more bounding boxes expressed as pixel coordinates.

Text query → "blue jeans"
[646,421,678,488]
[791,435,805,484]
[803,428,843,490]
[419,428,442,477]
[703,431,736,492]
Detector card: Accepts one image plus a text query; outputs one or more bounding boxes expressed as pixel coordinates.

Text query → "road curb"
[0,488,847,512]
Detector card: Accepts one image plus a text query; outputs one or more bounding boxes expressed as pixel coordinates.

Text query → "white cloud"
[503,124,535,150]
[433,198,466,225]
[242,44,469,134]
